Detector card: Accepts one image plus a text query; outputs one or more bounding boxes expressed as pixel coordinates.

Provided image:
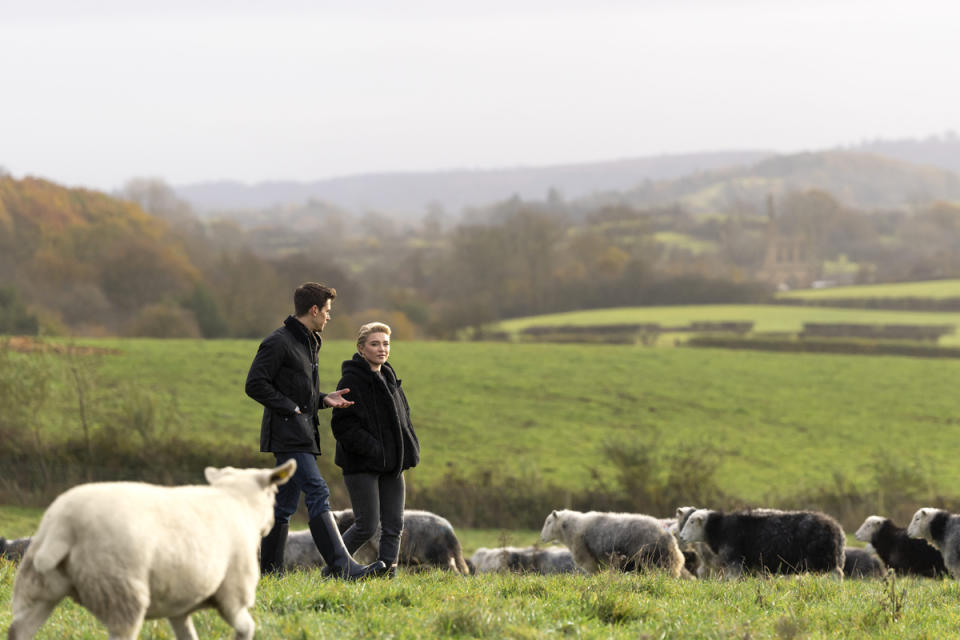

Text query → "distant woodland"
[4,145,960,339]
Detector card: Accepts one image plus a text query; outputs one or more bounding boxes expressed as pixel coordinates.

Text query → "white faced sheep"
[0,536,31,563]
[855,515,947,578]
[284,509,470,574]
[469,546,580,575]
[907,508,960,579]
[842,547,885,578]
[540,509,685,577]
[678,508,845,580]
[8,460,296,640]
[673,506,724,578]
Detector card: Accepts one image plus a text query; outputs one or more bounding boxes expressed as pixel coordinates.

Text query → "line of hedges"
[685,335,960,358]
[775,296,960,311]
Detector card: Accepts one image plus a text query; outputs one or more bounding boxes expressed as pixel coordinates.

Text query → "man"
[246,282,384,579]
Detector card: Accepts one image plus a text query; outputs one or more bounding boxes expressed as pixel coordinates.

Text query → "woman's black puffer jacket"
[331,353,420,475]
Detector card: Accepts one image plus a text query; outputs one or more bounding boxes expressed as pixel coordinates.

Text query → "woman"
[331,322,420,576]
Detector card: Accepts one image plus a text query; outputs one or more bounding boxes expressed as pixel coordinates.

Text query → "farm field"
[2,561,959,639]
[777,279,960,300]
[10,335,960,507]
[494,304,960,345]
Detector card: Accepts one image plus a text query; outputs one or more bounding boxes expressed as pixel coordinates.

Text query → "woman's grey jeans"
[341,471,406,565]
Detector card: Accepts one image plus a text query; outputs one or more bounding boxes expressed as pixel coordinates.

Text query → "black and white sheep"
[842,547,885,578]
[907,508,960,579]
[540,509,685,576]
[469,545,580,574]
[677,508,845,579]
[0,536,31,563]
[285,509,470,574]
[854,515,947,578]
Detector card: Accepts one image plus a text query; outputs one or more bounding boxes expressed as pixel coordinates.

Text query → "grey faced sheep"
[0,536,31,563]
[854,515,947,578]
[678,508,844,580]
[9,460,296,640]
[540,509,685,577]
[284,508,469,574]
[469,545,580,574]
[907,508,960,579]
[842,547,885,578]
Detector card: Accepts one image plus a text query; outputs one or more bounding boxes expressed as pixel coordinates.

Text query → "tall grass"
[4,565,960,639]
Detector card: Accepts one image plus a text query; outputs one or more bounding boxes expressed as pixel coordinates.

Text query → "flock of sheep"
[4,461,960,639]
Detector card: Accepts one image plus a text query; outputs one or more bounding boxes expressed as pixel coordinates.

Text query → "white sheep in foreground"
[907,508,960,579]
[540,509,685,576]
[8,460,296,640]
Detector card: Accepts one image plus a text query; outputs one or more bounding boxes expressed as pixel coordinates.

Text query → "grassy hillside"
[494,304,960,345]
[777,279,960,300]
[10,335,959,510]
[624,150,960,212]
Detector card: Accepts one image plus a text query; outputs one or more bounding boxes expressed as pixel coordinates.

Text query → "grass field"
[5,320,960,639]
[776,279,960,300]
[3,561,960,639]
[5,333,957,510]
[494,303,960,345]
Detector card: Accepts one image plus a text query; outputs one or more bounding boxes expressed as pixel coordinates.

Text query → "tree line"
[3,174,960,339]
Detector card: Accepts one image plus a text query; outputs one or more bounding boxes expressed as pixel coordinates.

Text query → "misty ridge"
[172,132,960,222]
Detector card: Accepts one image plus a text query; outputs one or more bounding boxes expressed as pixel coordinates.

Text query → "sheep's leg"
[105,615,145,640]
[8,598,60,640]
[169,614,199,640]
[226,607,255,640]
[722,563,742,581]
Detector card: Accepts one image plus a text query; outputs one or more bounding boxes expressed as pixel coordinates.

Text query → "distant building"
[755,195,821,290]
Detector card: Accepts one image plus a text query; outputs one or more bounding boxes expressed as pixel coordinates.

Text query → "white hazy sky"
[2,0,959,192]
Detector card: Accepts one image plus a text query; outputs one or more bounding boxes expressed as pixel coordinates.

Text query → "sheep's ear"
[551,510,558,518]
[270,459,297,485]
[204,466,222,483]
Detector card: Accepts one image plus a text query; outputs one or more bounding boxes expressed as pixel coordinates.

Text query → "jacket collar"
[345,352,397,384]
[283,315,321,353]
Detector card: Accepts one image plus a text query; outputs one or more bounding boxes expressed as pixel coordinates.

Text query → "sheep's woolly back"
[680,508,844,578]
[541,509,684,576]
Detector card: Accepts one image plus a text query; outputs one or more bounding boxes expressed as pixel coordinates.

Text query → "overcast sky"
[2,0,959,192]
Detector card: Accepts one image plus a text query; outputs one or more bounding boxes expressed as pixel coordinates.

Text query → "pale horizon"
[2,0,959,192]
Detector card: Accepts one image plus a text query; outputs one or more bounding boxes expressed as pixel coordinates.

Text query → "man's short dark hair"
[294,282,337,316]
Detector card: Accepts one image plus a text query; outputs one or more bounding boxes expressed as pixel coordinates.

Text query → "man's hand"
[323,389,355,408]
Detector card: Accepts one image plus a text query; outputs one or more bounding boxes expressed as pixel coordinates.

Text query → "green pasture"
[12,335,960,507]
[494,303,960,345]
[777,278,960,300]
[652,231,718,255]
[3,562,959,639]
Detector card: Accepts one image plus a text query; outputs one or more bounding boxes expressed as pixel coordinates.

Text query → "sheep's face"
[675,506,697,532]
[907,508,935,540]
[678,509,710,544]
[203,460,297,536]
[855,516,886,543]
[540,510,562,542]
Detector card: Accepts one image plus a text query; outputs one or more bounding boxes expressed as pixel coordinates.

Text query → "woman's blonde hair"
[357,322,392,349]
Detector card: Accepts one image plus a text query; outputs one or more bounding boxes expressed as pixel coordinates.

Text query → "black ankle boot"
[260,522,288,575]
[309,511,385,580]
